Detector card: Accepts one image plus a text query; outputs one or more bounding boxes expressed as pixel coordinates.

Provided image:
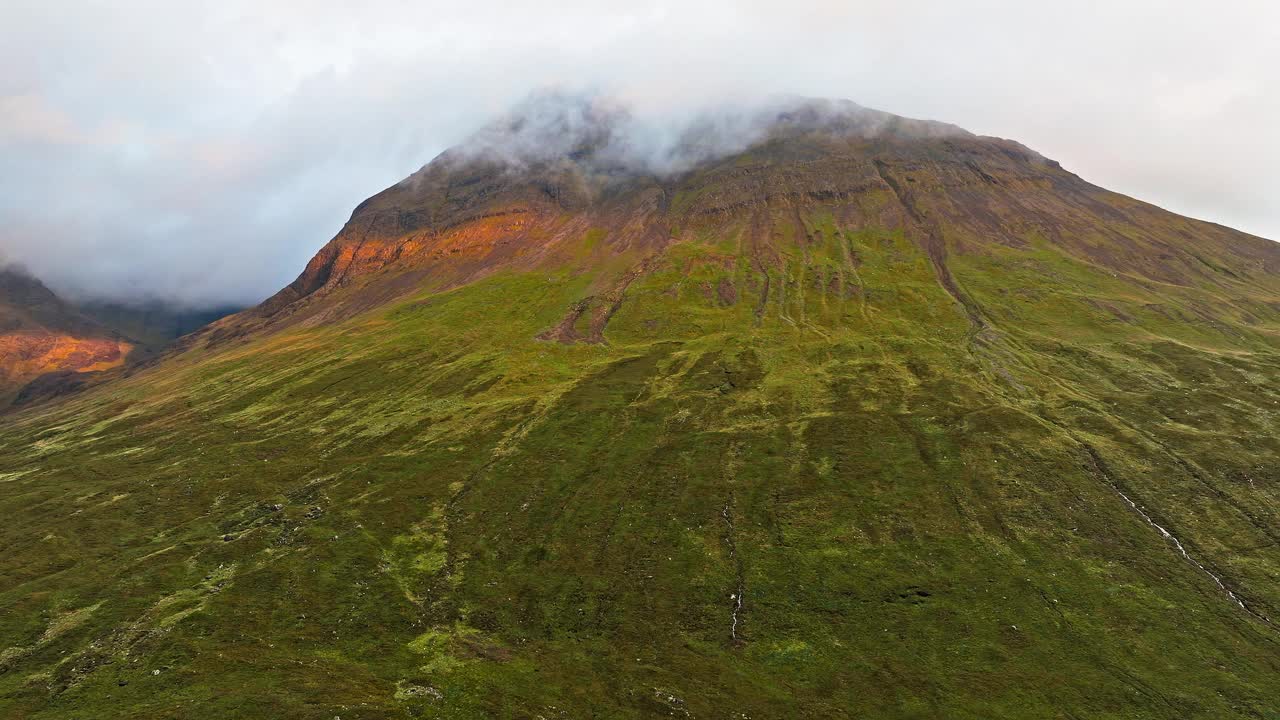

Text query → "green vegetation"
[1,206,1279,719]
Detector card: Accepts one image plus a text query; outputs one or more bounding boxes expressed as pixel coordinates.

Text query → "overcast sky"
[2,1,1277,308]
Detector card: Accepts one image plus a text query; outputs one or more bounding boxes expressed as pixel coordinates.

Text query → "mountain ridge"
[194,96,1280,353]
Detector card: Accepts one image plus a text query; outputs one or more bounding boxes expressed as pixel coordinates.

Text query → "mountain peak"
[426,92,979,181]
[197,94,1275,348]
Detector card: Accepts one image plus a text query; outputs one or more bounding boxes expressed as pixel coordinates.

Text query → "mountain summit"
[207,94,1278,344]
[2,96,1279,718]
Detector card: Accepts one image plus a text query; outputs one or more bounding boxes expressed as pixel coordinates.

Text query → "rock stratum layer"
[2,98,1280,719]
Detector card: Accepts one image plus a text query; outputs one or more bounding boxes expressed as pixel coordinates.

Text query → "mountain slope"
[0,267,133,406]
[2,98,1279,719]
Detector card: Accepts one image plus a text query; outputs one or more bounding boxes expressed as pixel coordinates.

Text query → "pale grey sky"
[1,0,1277,307]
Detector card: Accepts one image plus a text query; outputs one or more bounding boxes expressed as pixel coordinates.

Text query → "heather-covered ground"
[3,205,1279,717]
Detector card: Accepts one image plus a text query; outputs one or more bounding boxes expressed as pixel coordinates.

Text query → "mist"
[2,1,1277,308]
[437,91,972,183]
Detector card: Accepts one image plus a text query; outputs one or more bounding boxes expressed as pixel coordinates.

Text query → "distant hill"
[0,266,132,405]
[77,300,243,352]
[0,265,240,408]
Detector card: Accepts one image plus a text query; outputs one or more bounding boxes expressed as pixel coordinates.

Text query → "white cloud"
[0,0,1276,306]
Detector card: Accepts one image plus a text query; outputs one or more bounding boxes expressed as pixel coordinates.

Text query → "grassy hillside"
[2,206,1278,718]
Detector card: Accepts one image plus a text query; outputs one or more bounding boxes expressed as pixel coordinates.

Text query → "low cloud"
[1,1,1277,308]
[437,90,970,183]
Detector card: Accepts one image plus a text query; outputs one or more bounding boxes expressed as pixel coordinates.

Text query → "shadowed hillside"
[77,300,242,353]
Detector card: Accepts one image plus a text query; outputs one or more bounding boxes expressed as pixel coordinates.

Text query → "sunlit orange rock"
[0,267,134,403]
[0,331,131,383]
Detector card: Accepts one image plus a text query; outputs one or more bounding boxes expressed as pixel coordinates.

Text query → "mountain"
[0,266,134,406]
[76,300,243,353]
[2,97,1279,719]
[0,267,239,410]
